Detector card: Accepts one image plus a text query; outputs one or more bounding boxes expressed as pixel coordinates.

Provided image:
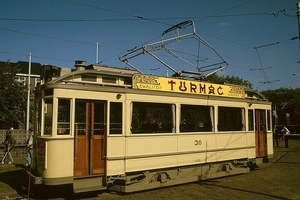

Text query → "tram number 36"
[194,140,202,145]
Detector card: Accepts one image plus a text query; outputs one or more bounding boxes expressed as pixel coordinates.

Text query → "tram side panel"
[106,137,126,175]
[121,133,255,174]
[104,136,241,179]
[106,94,258,177]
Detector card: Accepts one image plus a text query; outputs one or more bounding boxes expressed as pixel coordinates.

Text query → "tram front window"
[43,98,53,135]
[57,99,71,135]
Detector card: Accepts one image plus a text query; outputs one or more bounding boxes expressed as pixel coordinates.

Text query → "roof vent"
[74,60,86,71]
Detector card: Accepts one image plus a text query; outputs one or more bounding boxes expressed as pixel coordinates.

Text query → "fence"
[0,129,28,158]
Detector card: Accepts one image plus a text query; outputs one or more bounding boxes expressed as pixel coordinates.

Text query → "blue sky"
[0,0,299,91]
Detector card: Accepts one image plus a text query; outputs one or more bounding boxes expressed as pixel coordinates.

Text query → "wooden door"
[90,102,106,174]
[255,109,267,157]
[74,100,106,177]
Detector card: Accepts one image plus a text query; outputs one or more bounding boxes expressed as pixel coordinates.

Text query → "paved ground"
[1,139,300,200]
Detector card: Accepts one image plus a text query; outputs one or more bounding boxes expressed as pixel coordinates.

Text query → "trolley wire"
[0,1,297,74]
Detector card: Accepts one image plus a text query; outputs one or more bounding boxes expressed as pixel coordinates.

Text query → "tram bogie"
[108,160,250,193]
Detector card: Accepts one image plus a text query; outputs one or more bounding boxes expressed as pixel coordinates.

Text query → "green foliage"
[262,88,300,125]
[0,61,27,128]
[206,73,252,89]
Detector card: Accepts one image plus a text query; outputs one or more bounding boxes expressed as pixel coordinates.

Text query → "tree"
[206,73,253,89]
[0,61,27,128]
[262,88,300,125]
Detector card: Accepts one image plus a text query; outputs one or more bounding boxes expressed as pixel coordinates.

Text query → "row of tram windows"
[37,99,270,136]
[132,103,248,133]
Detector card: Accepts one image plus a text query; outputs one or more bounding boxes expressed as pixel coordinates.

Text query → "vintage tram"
[30,60,273,193]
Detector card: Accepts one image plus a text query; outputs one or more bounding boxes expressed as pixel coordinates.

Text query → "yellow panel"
[127,136,177,156]
[177,135,207,151]
[206,134,217,150]
[206,152,218,162]
[217,149,248,161]
[247,148,256,158]
[126,156,177,172]
[107,137,125,158]
[216,133,247,149]
[44,139,73,178]
[107,160,125,175]
[132,74,245,98]
[267,132,274,157]
[177,153,207,165]
[247,132,255,147]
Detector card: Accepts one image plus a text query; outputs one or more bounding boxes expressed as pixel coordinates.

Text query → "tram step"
[73,176,106,193]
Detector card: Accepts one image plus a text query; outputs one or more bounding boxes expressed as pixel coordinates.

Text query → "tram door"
[74,100,106,177]
[255,109,267,157]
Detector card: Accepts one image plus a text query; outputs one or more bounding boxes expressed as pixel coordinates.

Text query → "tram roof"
[38,64,268,102]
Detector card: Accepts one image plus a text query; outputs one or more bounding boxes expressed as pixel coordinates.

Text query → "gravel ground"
[1,139,300,200]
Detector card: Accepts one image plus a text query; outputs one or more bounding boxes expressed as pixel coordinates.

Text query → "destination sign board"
[132,74,245,98]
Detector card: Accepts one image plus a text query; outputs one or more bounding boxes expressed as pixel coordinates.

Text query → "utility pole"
[297,3,300,49]
[96,41,99,64]
[26,53,31,133]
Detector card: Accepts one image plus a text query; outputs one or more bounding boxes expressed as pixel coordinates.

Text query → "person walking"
[25,129,33,169]
[1,128,16,164]
[273,125,279,147]
[281,125,290,140]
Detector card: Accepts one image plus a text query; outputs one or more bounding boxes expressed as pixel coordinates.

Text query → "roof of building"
[16,61,41,75]
[0,61,41,76]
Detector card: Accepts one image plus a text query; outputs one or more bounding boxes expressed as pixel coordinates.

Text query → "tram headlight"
[116,93,122,99]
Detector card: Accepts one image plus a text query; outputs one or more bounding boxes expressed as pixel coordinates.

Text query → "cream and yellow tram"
[32,61,273,193]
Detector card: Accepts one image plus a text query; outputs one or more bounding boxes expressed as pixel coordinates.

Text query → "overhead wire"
[0,50,75,63]
[0,0,297,76]
[195,0,256,23]
[66,0,171,26]
[0,27,125,50]
[0,11,293,22]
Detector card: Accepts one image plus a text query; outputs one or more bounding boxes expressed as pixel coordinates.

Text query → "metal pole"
[96,41,98,64]
[26,53,31,133]
[297,3,300,49]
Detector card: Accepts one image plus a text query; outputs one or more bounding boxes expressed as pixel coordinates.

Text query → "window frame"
[180,104,213,133]
[130,102,175,134]
[57,98,72,135]
[218,106,245,132]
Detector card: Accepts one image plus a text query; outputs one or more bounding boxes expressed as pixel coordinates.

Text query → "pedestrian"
[25,129,33,169]
[281,125,290,140]
[273,125,279,147]
[1,128,16,164]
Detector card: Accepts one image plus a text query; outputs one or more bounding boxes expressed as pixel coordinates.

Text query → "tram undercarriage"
[107,159,253,193]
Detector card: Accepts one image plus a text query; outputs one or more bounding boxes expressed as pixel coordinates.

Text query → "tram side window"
[218,107,245,131]
[57,99,71,135]
[248,109,254,131]
[35,101,42,136]
[267,110,271,131]
[180,105,213,132]
[44,98,53,135]
[110,102,122,134]
[131,102,175,134]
